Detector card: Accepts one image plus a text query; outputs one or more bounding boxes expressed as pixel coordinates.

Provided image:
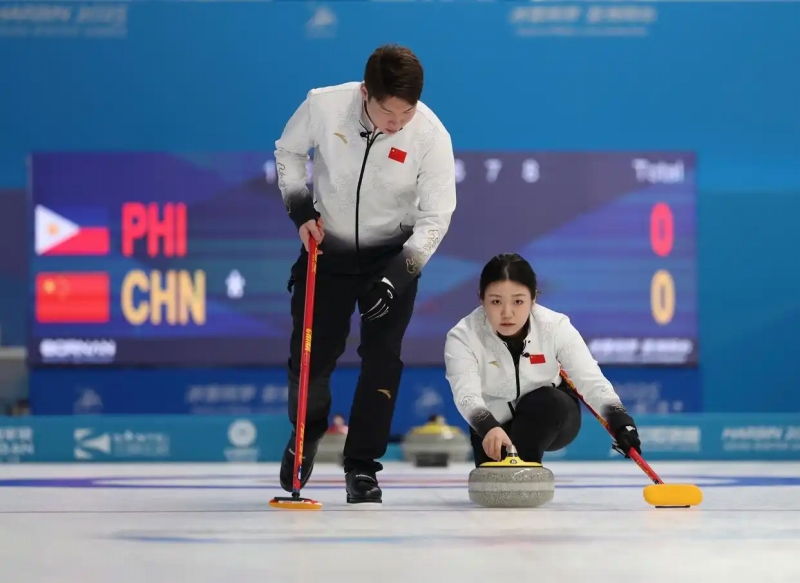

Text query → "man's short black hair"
[363,44,424,105]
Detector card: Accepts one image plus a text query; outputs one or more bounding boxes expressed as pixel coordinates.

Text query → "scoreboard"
[27,151,697,367]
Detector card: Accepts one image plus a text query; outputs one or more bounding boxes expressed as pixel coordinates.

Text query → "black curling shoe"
[345,469,382,504]
[279,432,319,492]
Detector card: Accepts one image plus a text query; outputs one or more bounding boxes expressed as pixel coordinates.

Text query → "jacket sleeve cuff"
[601,404,636,432]
[285,192,319,229]
[470,409,502,438]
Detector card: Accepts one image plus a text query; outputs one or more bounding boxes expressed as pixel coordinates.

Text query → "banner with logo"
[27,151,697,367]
[29,366,467,436]
[546,413,800,462]
[28,365,702,436]
[1,412,800,463]
[29,367,291,416]
[0,414,292,464]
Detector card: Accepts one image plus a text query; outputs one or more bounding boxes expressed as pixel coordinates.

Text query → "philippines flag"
[35,205,110,256]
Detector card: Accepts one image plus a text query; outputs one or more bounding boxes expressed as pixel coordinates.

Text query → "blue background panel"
[1,0,799,413]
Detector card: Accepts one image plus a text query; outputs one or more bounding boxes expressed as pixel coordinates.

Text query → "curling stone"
[316,431,346,465]
[401,422,472,467]
[468,446,555,508]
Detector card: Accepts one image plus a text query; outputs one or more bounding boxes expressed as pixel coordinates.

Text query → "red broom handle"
[292,235,318,494]
[558,370,664,485]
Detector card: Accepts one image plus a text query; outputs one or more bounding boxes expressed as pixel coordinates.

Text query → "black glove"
[604,405,642,458]
[360,278,395,322]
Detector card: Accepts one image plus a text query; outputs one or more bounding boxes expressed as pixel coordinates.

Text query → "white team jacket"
[444,303,625,434]
[273,82,457,290]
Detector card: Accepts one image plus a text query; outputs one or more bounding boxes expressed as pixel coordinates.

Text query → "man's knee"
[287,369,332,425]
[358,332,405,381]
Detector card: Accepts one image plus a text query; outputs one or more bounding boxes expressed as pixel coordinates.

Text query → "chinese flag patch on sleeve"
[388,147,407,163]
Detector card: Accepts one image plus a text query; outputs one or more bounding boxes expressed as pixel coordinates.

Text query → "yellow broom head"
[269,495,322,510]
[643,483,703,508]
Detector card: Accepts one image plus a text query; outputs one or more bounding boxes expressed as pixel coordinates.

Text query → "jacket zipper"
[500,338,525,416]
[355,131,380,271]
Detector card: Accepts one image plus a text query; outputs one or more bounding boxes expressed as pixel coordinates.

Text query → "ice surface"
[1,461,799,583]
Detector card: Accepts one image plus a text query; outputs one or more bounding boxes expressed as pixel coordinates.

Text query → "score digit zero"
[650,202,675,326]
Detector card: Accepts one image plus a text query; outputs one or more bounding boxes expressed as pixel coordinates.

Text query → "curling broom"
[269,235,322,511]
[559,370,702,508]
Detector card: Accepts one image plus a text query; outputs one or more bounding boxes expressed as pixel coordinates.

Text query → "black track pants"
[286,255,418,474]
[470,385,582,466]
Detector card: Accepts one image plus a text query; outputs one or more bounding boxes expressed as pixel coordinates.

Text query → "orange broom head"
[643,484,703,508]
[269,495,322,510]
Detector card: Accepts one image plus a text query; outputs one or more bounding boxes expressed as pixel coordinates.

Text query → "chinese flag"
[388,147,407,163]
[35,272,110,323]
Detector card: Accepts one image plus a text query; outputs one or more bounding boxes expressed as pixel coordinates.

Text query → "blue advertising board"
[0,414,292,464]
[3,0,800,415]
[29,366,470,436]
[29,365,703,434]
[1,412,799,464]
[544,412,800,463]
